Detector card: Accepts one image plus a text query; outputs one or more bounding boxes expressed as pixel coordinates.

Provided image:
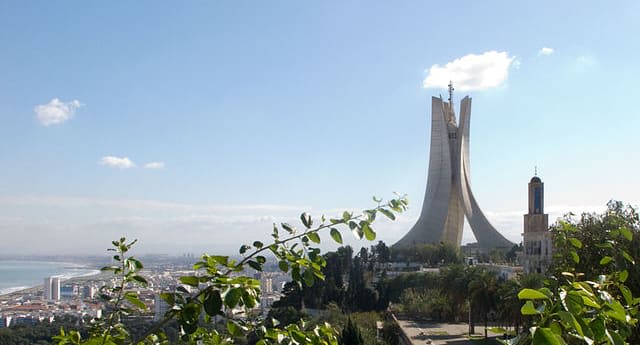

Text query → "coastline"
[0,261,104,299]
[0,271,109,301]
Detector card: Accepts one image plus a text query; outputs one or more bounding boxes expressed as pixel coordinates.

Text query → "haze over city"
[1,1,639,255]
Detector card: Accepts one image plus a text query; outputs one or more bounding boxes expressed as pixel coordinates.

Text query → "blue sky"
[1,1,639,255]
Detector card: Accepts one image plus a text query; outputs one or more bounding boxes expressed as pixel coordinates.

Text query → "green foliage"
[54,237,149,345]
[398,288,453,321]
[391,242,462,265]
[338,318,364,345]
[504,201,640,345]
[52,195,408,345]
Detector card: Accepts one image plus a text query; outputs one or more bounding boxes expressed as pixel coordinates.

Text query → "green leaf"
[130,275,148,286]
[300,212,312,229]
[278,260,289,272]
[589,318,606,342]
[159,292,175,306]
[532,327,564,345]
[521,301,540,315]
[362,222,376,241]
[282,223,295,234]
[568,237,582,248]
[518,288,550,300]
[330,228,343,244]
[227,321,241,337]
[622,250,635,264]
[606,329,625,345]
[307,231,321,244]
[570,250,580,264]
[180,276,200,287]
[125,293,147,310]
[599,256,613,265]
[342,211,351,222]
[224,288,243,308]
[619,227,633,241]
[557,311,583,336]
[303,269,314,287]
[247,260,262,271]
[605,300,627,323]
[239,245,251,254]
[619,269,629,283]
[181,303,201,325]
[253,241,263,249]
[562,290,584,315]
[619,285,633,306]
[203,291,222,316]
[379,208,395,220]
[130,258,143,270]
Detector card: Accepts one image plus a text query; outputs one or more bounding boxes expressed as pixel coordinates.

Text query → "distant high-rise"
[43,276,61,301]
[522,174,552,274]
[43,277,52,300]
[395,84,513,250]
[51,277,60,301]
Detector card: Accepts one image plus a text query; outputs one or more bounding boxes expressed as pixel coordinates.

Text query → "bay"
[0,260,99,295]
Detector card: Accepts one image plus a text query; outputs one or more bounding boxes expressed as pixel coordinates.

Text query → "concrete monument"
[396,84,513,250]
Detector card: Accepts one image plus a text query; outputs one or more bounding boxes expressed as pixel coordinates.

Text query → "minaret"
[522,173,551,274]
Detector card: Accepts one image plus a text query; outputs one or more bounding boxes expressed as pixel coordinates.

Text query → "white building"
[43,277,61,301]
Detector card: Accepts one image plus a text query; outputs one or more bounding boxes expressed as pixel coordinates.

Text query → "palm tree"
[496,278,522,334]
[468,270,498,339]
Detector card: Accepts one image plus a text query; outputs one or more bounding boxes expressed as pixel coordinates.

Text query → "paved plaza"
[396,318,500,345]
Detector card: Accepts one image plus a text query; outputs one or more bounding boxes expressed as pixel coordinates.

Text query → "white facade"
[43,277,52,300]
[51,277,61,301]
[43,277,60,301]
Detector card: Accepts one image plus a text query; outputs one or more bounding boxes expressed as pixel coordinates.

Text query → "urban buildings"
[395,85,513,251]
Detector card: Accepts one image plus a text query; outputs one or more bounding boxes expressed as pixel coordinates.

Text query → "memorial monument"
[395,83,513,250]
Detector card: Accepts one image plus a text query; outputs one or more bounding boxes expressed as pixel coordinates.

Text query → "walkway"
[396,318,500,344]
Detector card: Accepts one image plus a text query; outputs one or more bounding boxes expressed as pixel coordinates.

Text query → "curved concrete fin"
[395,97,452,246]
[458,96,514,249]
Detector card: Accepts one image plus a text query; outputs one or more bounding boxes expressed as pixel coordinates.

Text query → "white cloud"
[538,47,554,56]
[423,51,516,91]
[34,98,83,126]
[100,156,135,169]
[144,162,165,169]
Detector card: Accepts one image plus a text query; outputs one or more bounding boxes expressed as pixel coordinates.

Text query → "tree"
[468,270,498,339]
[53,195,409,345]
[506,201,640,345]
[338,318,364,345]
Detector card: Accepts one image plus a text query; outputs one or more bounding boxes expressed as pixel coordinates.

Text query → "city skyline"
[1,1,639,254]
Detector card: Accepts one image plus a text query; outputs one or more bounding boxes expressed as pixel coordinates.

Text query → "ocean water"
[0,260,100,295]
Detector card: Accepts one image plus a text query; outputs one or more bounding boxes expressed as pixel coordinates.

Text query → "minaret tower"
[522,172,552,274]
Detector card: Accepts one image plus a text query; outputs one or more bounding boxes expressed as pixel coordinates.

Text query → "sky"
[1,1,639,255]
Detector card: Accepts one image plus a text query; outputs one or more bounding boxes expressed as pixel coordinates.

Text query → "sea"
[0,260,100,295]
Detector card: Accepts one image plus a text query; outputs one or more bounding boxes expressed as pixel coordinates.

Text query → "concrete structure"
[51,277,60,301]
[43,277,52,301]
[396,84,513,250]
[522,175,552,274]
[43,277,61,301]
